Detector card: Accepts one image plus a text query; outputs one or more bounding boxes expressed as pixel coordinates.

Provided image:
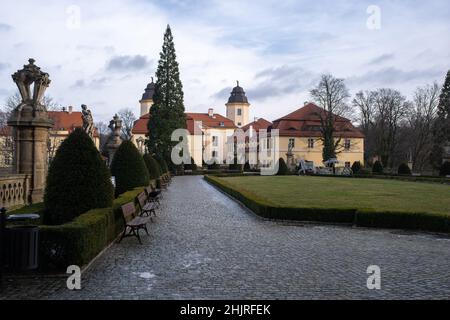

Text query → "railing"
[0,174,30,209]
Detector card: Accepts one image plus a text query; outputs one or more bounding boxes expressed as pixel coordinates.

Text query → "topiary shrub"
[44,128,114,225]
[440,162,450,176]
[143,153,162,180]
[110,140,150,197]
[244,161,251,172]
[398,163,412,175]
[155,156,169,174]
[277,158,289,175]
[372,160,383,174]
[351,161,362,174]
[184,157,197,171]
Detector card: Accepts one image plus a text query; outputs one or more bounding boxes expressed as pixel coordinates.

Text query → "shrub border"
[204,175,450,234]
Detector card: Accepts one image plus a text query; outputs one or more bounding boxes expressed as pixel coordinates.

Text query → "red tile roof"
[271,103,364,138]
[132,112,237,135]
[241,118,272,132]
[48,111,99,137]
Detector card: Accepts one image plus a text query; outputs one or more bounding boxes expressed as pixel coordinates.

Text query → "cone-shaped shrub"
[351,161,362,174]
[155,156,169,174]
[244,161,251,172]
[398,163,412,175]
[372,160,383,174]
[440,162,450,176]
[110,140,149,197]
[184,157,197,171]
[44,128,114,225]
[143,153,162,180]
[277,158,289,175]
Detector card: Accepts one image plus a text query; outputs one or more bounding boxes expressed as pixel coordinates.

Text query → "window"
[212,150,217,158]
[219,121,225,127]
[345,162,351,168]
[307,138,315,149]
[237,122,241,126]
[212,136,218,147]
[237,109,242,116]
[344,139,351,150]
[288,138,295,149]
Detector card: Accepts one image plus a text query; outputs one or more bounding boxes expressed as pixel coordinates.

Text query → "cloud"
[368,54,395,66]
[348,67,444,87]
[106,55,152,72]
[0,62,10,71]
[0,23,12,31]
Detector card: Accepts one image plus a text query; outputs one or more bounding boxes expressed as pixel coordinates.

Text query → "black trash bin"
[6,225,39,271]
[4,213,40,271]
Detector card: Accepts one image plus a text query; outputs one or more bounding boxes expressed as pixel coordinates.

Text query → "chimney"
[68,106,73,114]
[208,108,214,118]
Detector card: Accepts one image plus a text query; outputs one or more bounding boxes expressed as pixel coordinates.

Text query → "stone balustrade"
[0,174,30,209]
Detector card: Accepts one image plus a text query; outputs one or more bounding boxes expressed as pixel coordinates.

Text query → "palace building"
[131,79,365,168]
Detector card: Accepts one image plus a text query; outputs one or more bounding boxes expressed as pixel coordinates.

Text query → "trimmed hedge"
[111,141,150,197]
[351,161,362,174]
[204,175,450,234]
[277,158,289,175]
[38,186,150,271]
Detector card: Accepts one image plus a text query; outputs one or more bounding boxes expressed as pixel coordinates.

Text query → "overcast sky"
[0,0,449,123]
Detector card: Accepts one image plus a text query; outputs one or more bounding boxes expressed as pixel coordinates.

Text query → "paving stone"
[1,176,450,299]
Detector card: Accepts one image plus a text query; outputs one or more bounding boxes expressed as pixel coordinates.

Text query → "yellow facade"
[226,102,250,128]
[278,136,364,167]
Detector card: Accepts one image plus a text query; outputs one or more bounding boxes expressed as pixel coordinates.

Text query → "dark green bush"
[155,156,169,174]
[398,163,412,175]
[143,153,162,179]
[440,162,450,176]
[228,155,244,172]
[184,157,197,171]
[351,161,362,174]
[207,162,221,170]
[44,128,114,225]
[111,140,150,197]
[39,187,144,271]
[372,160,383,174]
[277,158,289,175]
[244,161,251,172]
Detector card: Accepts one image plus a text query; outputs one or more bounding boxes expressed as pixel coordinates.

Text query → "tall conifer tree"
[431,70,450,168]
[147,25,186,165]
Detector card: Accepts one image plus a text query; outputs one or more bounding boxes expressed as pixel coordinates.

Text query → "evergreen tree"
[147,25,186,164]
[431,71,450,169]
[143,153,162,180]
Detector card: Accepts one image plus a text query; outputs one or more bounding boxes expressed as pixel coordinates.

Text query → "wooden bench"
[118,202,150,244]
[145,186,161,207]
[136,192,157,218]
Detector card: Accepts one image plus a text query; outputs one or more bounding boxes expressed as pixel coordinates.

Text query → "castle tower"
[226,81,250,127]
[139,77,155,116]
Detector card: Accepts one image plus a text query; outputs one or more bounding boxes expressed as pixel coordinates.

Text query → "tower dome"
[139,77,155,116]
[141,77,155,101]
[228,81,249,104]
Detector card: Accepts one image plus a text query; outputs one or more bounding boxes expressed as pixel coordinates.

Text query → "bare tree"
[117,108,136,140]
[372,88,408,168]
[353,91,377,164]
[95,121,111,156]
[406,83,440,171]
[310,74,353,162]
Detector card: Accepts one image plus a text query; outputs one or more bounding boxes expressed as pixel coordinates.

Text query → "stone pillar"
[107,114,123,166]
[7,59,53,204]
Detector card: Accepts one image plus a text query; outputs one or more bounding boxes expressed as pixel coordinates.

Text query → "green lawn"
[217,176,450,216]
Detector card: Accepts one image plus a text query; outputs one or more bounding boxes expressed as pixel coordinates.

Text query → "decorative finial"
[151,76,154,83]
[237,80,239,87]
[28,58,35,65]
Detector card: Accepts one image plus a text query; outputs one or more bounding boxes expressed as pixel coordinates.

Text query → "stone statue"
[107,114,123,165]
[287,140,294,155]
[81,104,94,138]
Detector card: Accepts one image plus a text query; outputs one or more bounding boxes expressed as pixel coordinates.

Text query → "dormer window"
[220,122,225,127]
